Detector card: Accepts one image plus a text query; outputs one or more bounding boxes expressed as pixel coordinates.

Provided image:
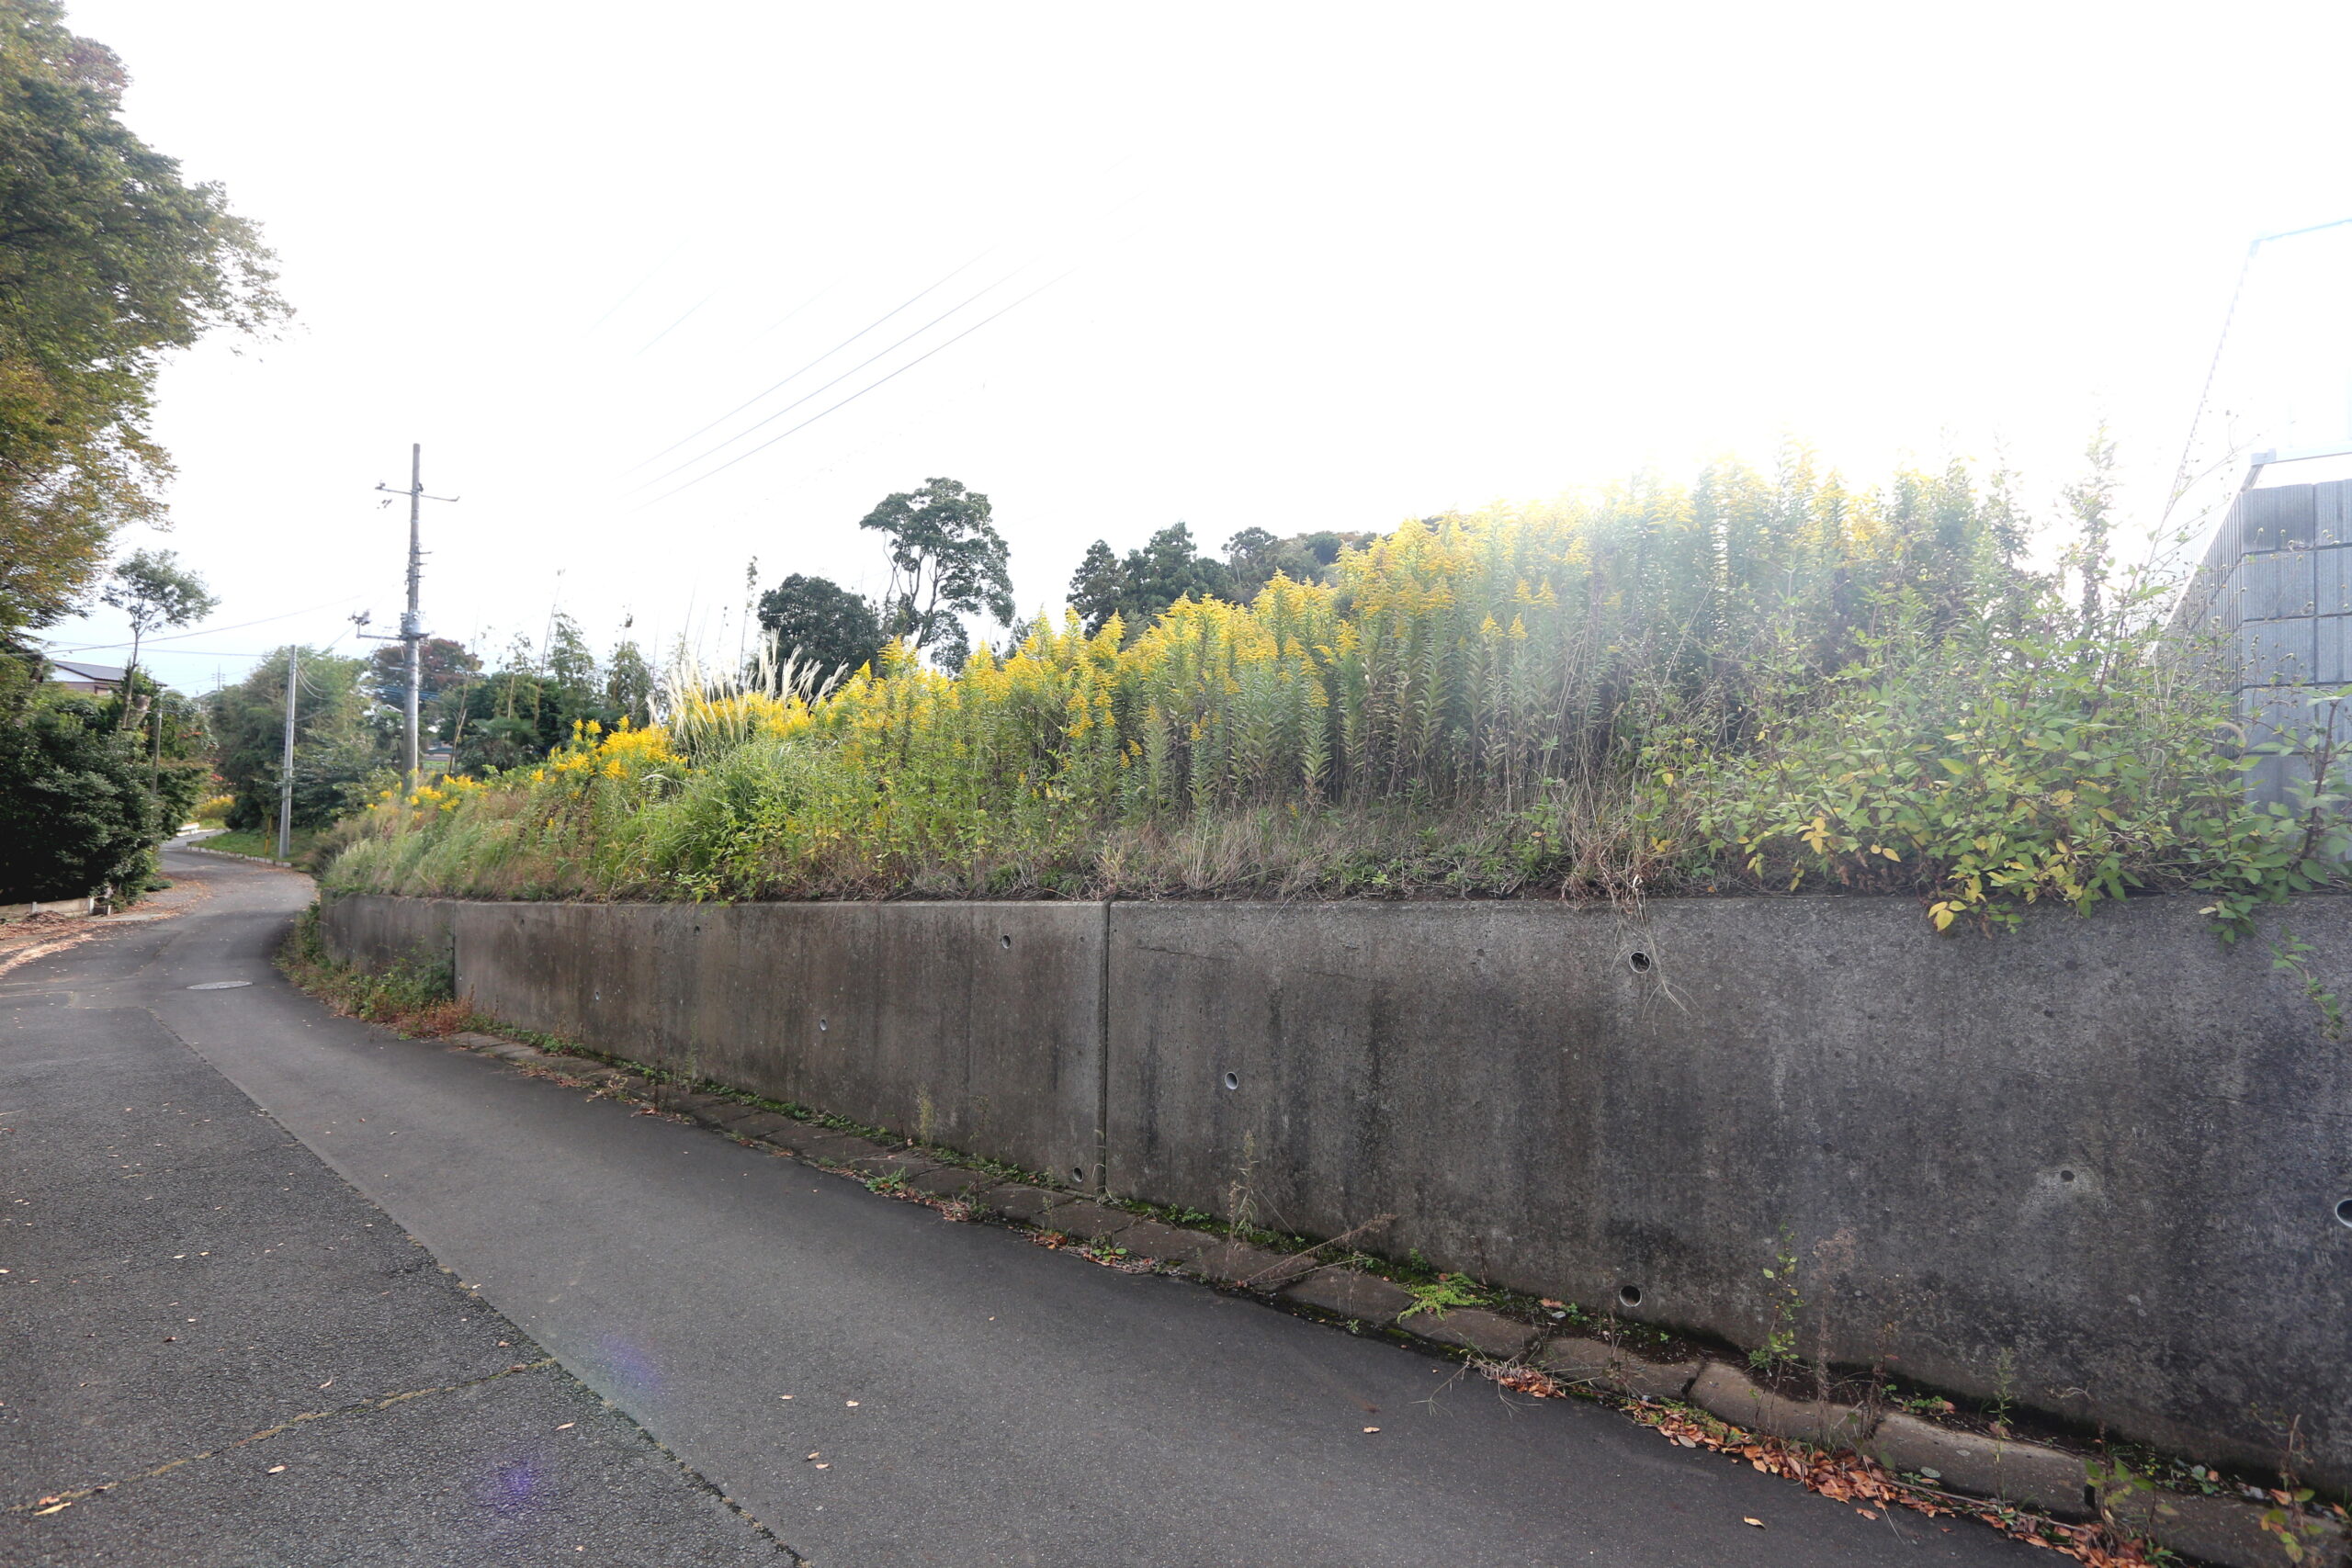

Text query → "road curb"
[177,843,296,868]
[419,1024,2351,1568]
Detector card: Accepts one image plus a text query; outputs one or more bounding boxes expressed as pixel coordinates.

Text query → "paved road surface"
[1,849,2042,1567]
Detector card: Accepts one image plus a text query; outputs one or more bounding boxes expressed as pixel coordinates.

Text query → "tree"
[858,478,1014,665]
[755,574,884,683]
[364,637,479,712]
[99,547,215,725]
[0,2,284,672]
[1224,527,1373,600]
[1067,541,1125,637]
[204,646,380,829]
[436,621,639,768]
[1067,523,1237,639]
[605,637,654,728]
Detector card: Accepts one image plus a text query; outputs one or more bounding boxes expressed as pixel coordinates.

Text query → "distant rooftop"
[47,658,125,685]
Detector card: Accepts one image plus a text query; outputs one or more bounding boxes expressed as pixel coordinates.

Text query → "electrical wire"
[620,247,995,476]
[46,593,370,654]
[632,263,1081,511]
[627,262,1029,494]
[579,243,687,338]
[632,287,725,357]
[2167,214,2352,515]
[740,276,844,349]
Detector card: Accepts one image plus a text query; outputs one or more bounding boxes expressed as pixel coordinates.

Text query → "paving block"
[1866,1413,2090,1518]
[1281,1267,1417,1325]
[1536,1336,1701,1401]
[1035,1201,1136,1241]
[1107,1219,1218,1264]
[843,1150,941,1181]
[1406,1306,1539,1359]
[727,1111,800,1142]
[793,1130,890,1164]
[1689,1362,1871,1448]
[2102,1483,2345,1568]
[906,1165,999,1200]
[695,1100,769,1129]
[1184,1239,1304,1289]
[985,1184,1075,1224]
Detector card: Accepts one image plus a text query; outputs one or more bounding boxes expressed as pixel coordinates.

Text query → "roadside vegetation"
[0,0,282,905]
[322,442,2348,931]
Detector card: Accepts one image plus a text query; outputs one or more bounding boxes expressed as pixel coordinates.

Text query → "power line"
[633,263,1081,511]
[2168,214,2352,515]
[741,276,845,348]
[626,262,1029,494]
[632,286,725,357]
[46,593,369,654]
[621,247,995,477]
[579,243,686,338]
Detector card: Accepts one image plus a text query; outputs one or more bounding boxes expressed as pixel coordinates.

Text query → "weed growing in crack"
[1749,1226,1803,1375]
[1986,1348,2018,1438]
[1398,1273,1487,1321]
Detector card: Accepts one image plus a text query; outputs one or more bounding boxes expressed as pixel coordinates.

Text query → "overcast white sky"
[39,0,2352,694]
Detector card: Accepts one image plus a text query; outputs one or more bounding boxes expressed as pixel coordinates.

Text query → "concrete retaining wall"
[322,896,1103,1186]
[321,890,2352,1491]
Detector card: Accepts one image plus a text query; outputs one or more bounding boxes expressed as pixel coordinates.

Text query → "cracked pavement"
[1,849,2045,1566]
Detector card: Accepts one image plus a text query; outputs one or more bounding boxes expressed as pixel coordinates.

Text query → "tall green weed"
[320,453,2341,930]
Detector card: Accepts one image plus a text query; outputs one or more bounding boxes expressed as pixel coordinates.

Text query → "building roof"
[47,659,126,683]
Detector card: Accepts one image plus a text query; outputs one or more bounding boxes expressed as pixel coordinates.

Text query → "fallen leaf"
[807,1452,820,1461]
[1857,1509,1879,1520]
[317,1380,332,1389]
[1744,1517,1764,1528]
[845,1400,859,1407]
[814,1462,830,1470]
[267,1466,287,1475]
[1363,1427,1381,1434]
[32,1503,69,1517]
[556,1422,574,1430]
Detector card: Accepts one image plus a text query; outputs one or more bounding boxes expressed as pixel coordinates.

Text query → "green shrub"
[0,694,164,900]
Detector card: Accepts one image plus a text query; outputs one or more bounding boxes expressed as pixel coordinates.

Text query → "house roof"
[47,659,126,683]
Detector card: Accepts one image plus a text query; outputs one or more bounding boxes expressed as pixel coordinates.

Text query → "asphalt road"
[2,849,2045,1567]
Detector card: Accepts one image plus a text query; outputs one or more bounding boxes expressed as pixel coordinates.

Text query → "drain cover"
[187,980,253,990]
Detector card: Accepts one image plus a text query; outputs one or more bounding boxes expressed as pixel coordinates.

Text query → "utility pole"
[369,445,458,793]
[277,646,298,863]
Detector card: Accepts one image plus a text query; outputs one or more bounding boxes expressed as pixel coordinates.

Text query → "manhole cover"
[187,980,253,990]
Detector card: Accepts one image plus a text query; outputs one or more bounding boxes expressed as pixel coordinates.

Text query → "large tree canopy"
[363,636,481,714]
[755,573,883,685]
[0,0,283,652]
[859,478,1014,667]
[1068,522,1234,638]
[206,647,380,831]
